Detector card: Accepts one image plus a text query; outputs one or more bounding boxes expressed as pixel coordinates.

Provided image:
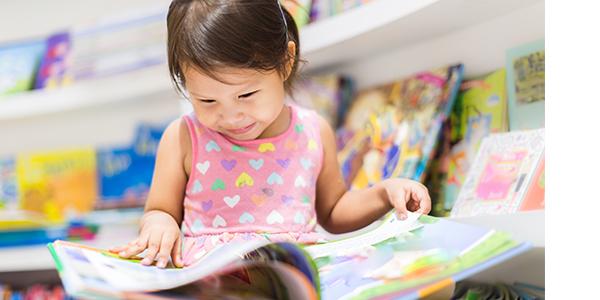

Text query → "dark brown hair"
[167,0,301,96]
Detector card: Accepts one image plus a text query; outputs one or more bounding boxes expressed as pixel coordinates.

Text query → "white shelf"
[301,0,541,72]
[0,64,178,121]
[0,223,140,272]
[0,0,541,120]
[447,210,545,248]
[0,210,544,273]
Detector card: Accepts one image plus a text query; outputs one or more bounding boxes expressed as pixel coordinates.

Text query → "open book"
[48,212,530,299]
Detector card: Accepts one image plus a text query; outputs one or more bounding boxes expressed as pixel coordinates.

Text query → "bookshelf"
[0,0,542,120]
[0,0,545,290]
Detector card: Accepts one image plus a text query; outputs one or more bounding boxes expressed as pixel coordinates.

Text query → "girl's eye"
[239,90,259,99]
[199,99,216,104]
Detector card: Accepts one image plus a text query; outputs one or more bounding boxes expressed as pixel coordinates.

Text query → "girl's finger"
[110,240,135,254]
[119,229,151,258]
[141,232,163,266]
[386,187,409,220]
[414,188,431,214]
[155,232,177,268]
[171,234,184,268]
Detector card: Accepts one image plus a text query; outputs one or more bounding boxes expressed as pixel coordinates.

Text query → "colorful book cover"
[16,148,97,221]
[337,64,463,189]
[433,69,509,215]
[0,158,18,210]
[450,129,545,217]
[506,39,545,131]
[519,155,545,211]
[96,123,164,208]
[34,31,73,90]
[450,68,508,143]
[0,39,46,96]
[96,146,154,209]
[68,9,167,80]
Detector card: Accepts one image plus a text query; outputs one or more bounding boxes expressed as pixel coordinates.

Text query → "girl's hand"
[110,210,183,268]
[377,178,432,220]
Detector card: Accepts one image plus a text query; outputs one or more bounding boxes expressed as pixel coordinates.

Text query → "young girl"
[112,0,431,268]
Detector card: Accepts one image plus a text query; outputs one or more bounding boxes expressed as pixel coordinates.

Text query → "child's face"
[183,66,287,141]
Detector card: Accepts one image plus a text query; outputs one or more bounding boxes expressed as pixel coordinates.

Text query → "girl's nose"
[219,107,245,126]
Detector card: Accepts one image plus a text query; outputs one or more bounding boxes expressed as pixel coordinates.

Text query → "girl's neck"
[257,105,291,139]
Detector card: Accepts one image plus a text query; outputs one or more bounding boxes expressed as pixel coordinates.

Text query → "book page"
[53,238,270,293]
[305,212,422,259]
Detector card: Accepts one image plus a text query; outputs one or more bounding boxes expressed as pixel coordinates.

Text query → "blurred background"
[0,0,544,298]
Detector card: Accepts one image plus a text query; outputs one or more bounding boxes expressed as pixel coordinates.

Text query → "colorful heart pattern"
[236,172,254,188]
[239,212,255,224]
[267,172,284,185]
[221,159,237,171]
[258,143,275,153]
[201,200,213,212]
[249,159,264,171]
[196,161,210,175]
[223,195,240,208]
[185,108,320,229]
[267,210,284,224]
[205,140,221,152]
[212,215,226,227]
[211,179,226,191]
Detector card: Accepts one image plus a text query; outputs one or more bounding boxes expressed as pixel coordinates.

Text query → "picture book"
[96,146,153,209]
[0,157,18,210]
[518,155,545,211]
[16,148,97,221]
[432,69,509,215]
[48,211,530,299]
[337,64,464,189]
[450,129,545,217]
[292,74,355,128]
[96,123,164,209]
[67,8,167,81]
[0,39,46,96]
[506,39,545,131]
[34,31,72,90]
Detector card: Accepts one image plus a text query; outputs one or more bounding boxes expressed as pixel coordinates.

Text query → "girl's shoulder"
[162,116,193,176]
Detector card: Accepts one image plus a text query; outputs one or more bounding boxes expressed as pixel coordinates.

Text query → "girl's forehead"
[184,65,274,86]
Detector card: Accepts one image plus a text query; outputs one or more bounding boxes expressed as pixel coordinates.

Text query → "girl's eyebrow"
[188,80,261,100]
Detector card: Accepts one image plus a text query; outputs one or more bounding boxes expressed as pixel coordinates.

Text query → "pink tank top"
[180,105,325,265]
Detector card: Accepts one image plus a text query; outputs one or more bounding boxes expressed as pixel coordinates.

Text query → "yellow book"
[16,148,97,221]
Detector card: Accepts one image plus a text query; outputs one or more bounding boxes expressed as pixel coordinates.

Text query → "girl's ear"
[284,41,296,81]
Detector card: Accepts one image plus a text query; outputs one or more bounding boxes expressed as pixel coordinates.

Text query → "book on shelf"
[506,39,545,131]
[0,39,46,96]
[0,157,18,210]
[428,68,509,216]
[48,211,530,299]
[450,129,545,217]
[15,148,98,221]
[337,64,464,189]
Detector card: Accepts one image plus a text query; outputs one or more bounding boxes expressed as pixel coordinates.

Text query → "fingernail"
[141,258,151,265]
[157,259,166,268]
[400,213,407,220]
[119,251,127,257]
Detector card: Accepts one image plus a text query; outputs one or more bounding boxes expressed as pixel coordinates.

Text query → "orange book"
[519,155,545,211]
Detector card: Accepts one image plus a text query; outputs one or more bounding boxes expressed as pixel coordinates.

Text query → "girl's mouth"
[226,122,256,135]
